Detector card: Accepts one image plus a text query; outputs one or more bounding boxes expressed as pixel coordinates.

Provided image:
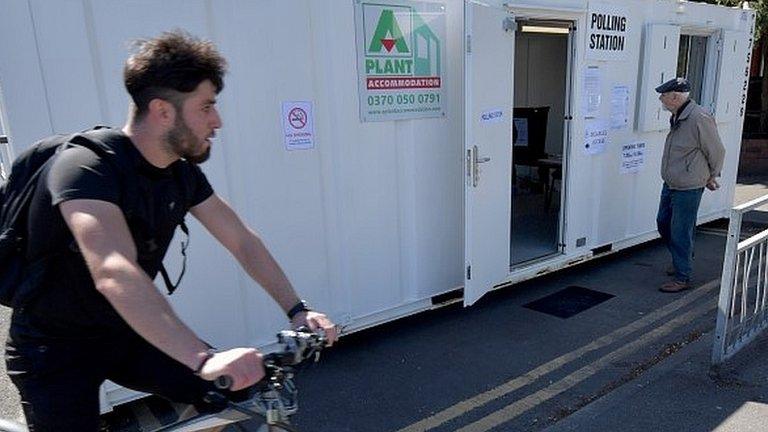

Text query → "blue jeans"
[656,184,704,283]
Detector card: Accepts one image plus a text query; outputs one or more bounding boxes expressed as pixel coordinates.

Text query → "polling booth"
[0,0,754,410]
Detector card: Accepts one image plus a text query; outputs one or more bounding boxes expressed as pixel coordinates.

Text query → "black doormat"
[523,286,615,319]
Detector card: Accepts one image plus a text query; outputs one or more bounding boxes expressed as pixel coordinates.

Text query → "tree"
[751,1,768,132]
[691,1,765,36]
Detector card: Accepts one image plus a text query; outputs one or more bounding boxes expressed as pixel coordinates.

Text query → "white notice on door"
[584,119,608,155]
[282,101,315,150]
[481,109,504,124]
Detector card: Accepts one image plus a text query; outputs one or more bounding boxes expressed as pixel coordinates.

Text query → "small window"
[677,34,708,103]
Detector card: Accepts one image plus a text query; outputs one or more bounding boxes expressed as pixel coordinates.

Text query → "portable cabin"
[0,0,754,410]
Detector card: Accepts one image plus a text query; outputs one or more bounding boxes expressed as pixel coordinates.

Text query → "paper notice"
[610,85,630,129]
[584,119,609,155]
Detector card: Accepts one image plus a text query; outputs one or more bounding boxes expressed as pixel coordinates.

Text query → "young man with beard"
[655,77,725,293]
[4,30,338,431]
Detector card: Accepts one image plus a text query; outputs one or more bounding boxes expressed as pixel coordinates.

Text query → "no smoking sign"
[282,101,315,150]
[288,107,308,129]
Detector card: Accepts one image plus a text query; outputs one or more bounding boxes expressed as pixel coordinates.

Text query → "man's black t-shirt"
[13,131,213,339]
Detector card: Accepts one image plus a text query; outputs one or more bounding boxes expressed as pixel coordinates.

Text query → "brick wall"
[739,138,768,177]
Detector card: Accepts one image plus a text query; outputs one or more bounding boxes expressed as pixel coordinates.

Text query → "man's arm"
[697,113,725,189]
[60,199,263,390]
[190,194,337,343]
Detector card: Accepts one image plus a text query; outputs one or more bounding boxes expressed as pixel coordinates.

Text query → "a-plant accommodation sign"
[354,0,446,122]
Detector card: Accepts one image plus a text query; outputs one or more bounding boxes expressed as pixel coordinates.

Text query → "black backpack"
[0,126,187,308]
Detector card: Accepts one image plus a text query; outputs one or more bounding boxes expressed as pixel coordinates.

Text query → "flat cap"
[655,77,691,93]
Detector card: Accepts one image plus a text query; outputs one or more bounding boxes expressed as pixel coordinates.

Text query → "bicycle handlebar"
[213,327,326,391]
[151,327,329,432]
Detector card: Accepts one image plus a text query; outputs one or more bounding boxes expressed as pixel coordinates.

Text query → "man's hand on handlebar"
[291,311,338,346]
[199,348,265,391]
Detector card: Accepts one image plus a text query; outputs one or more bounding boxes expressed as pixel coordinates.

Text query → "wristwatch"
[287,299,312,320]
[193,348,217,376]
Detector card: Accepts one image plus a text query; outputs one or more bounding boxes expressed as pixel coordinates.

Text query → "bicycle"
[152,327,327,432]
[0,328,328,432]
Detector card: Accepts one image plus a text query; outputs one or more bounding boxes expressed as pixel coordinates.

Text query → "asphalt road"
[289,233,727,432]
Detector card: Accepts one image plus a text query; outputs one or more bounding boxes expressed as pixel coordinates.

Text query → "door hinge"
[503,17,516,33]
[466,265,472,280]
[466,34,472,53]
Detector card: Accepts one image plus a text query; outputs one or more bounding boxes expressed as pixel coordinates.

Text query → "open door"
[715,30,750,124]
[464,1,514,306]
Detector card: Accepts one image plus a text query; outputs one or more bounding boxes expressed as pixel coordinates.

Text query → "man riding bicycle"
[4,30,337,431]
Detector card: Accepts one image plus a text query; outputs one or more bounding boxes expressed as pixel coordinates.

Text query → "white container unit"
[0,0,754,410]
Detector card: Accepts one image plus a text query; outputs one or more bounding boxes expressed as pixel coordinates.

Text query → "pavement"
[537,178,768,432]
[1,177,768,432]
[541,330,768,432]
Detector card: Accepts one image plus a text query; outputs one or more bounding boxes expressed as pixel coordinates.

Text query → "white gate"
[0,83,12,180]
[0,136,9,180]
[712,194,768,363]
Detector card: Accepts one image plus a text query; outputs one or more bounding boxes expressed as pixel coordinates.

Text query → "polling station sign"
[354,0,446,122]
[586,3,631,61]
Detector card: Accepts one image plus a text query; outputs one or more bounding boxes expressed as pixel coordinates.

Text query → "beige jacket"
[661,100,725,190]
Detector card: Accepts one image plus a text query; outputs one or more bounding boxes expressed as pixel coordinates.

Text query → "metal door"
[464,1,515,306]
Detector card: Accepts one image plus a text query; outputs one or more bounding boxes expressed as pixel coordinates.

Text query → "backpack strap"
[70,127,190,296]
[157,220,189,295]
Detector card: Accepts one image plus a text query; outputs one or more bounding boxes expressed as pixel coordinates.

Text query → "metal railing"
[712,193,768,364]
[0,135,9,180]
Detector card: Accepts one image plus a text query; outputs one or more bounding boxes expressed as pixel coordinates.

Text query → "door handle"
[470,145,491,187]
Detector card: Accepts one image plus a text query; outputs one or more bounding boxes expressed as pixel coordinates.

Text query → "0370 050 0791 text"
[366,92,440,107]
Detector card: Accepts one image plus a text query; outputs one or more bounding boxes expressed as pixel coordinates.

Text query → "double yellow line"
[396,279,720,432]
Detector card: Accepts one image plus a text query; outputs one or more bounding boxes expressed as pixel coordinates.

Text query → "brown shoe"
[659,280,691,293]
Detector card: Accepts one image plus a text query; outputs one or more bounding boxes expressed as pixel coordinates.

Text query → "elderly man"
[655,77,725,293]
